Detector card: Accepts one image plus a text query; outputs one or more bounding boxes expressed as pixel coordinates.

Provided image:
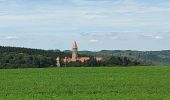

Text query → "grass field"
[1,66,170,100]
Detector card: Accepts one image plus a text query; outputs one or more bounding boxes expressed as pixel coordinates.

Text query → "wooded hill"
[0,46,144,68]
[0,46,70,68]
[77,50,170,65]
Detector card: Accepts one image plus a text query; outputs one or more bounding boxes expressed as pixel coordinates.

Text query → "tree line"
[61,56,144,67]
[0,46,145,69]
[0,46,69,68]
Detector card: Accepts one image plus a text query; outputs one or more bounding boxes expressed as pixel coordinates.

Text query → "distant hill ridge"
[1,46,170,66]
[77,50,170,65]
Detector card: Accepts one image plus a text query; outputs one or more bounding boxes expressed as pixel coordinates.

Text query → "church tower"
[72,41,78,61]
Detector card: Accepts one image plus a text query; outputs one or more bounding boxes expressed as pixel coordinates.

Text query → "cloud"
[80,32,168,42]
[79,32,130,40]
[1,0,170,28]
[72,0,116,5]
[79,32,90,36]
[142,35,163,40]
[80,32,117,37]
[0,0,170,50]
[89,39,99,43]
[110,36,118,40]
[0,35,18,40]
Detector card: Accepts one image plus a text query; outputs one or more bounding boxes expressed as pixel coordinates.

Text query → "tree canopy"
[0,46,144,69]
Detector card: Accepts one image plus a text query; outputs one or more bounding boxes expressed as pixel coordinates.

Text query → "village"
[56,41,103,67]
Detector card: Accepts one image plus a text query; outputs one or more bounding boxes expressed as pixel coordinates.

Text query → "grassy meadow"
[1,66,170,100]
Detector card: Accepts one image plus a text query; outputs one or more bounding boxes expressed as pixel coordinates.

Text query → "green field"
[1,66,170,100]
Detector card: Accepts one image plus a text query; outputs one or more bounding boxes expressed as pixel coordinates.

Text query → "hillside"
[0,46,70,68]
[1,46,169,68]
[78,50,170,65]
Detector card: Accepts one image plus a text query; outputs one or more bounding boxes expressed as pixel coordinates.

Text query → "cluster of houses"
[56,41,102,67]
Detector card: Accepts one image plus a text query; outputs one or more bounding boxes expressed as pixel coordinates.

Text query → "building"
[56,41,103,66]
[72,41,78,61]
[56,57,60,67]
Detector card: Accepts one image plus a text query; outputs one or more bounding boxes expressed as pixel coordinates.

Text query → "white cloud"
[143,35,163,40]
[89,39,99,43]
[0,0,170,29]
[80,32,128,40]
[0,0,170,50]
[110,36,118,40]
[0,35,18,40]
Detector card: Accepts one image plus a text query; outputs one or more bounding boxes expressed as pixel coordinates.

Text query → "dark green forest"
[0,46,146,69]
[78,50,170,65]
[61,56,144,67]
[0,46,70,68]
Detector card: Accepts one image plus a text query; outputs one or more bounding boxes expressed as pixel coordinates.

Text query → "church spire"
[72,41,78,49]
[72,41,78,61]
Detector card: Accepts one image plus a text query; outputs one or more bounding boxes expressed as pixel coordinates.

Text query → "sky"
[0,0,170,51]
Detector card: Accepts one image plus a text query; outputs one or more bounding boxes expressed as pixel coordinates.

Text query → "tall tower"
[72,41,78,61]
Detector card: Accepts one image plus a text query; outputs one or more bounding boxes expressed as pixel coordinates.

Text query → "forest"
[0,46,144,68]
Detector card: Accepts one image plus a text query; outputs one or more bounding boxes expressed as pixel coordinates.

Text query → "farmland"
[0,66,170,100]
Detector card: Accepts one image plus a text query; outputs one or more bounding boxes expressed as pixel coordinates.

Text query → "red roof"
[79,57,90,62]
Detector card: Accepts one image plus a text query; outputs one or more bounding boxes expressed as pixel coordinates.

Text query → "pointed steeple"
[72,41,78,49]
[72,41,78,61]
